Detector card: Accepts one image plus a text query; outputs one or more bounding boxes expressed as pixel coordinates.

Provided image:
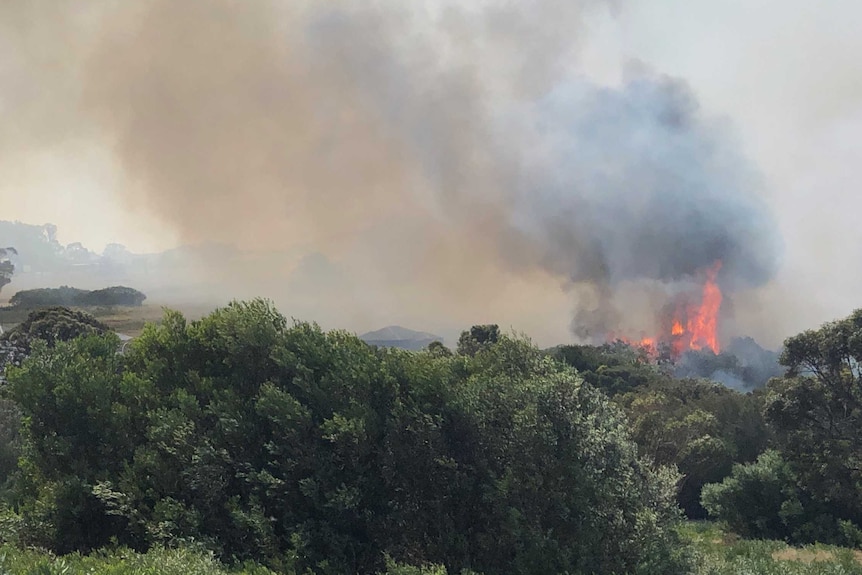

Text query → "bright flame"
[685,260,722,353]
[606,260,723,360]
[669,260,722,355]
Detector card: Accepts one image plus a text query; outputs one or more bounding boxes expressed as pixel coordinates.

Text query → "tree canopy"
[0,247,16,294]
[5,300,688,574]
[9,285,146,308]
[702,308,862,545]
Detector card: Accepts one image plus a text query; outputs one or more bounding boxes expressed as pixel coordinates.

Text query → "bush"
[701,450,862,546]
[0,543,276,575]
[9,286,88,308]
[77,286,147,307]
[9,286,146,308]
[701,450,799,540]
[0,307,109,354]
[7,300,691,575]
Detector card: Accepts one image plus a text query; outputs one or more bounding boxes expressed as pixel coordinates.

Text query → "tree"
[77,286,147,307]
[8,286,146,308]
[425,340,452,357]
[760,309,862,536]
[456,324,500,356]
[0,247,16,294]
[616,377,768,518]
[7,300,690,574]
[551,342,662,396]
[701,450,802,541]
[0,307,109,355]
[701,309,862,546]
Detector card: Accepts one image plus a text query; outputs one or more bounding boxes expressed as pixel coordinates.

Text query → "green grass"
[685,522,862,575]
[0,545,276,575]
[0,521,859,574]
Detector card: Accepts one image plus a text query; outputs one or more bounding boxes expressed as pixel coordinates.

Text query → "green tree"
[758,308,862,540]
[616,378,768,518]
[702,309,862,546]
[7,301,690,574]
[700,450,802,540]
[0,247,16,293]
[553,342,768,518]
[456,325,500,356]
[8,334,131,553]
[425,340,452,357]
[0,307,109,355]
[551,342,661,396]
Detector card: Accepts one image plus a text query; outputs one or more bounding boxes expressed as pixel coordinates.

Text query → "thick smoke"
[0,0,779,340]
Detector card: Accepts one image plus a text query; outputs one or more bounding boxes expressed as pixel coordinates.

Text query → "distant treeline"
[8,286,146,308]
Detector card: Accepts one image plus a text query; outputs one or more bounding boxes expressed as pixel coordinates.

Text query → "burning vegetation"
[610,260,724,360]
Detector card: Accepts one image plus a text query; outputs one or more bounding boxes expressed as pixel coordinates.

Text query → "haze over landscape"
[6,4,862,574]
[2,0,860,348]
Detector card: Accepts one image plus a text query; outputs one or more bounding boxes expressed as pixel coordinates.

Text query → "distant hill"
[360,325,443,351]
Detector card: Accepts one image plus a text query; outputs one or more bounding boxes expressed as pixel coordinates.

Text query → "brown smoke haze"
[1,0,787,345]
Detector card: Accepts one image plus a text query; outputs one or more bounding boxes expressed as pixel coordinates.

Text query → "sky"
[1,1,860,346]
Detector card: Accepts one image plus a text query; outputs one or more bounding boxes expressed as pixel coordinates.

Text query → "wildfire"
[607,260,723,359]
[680,260,723,354]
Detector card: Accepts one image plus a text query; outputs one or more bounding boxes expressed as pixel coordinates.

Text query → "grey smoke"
[674,337,784,390]
[0,0,780,340]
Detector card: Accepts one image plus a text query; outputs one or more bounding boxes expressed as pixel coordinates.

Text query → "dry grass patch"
[771,548,835,563]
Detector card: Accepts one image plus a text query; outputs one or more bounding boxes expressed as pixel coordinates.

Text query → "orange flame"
[606,260,723,360]
[670,260,722,355]
[685,260,722,353]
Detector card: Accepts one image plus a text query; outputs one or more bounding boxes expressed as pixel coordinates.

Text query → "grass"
[0,303,211,337]
[685,521,862,575]
[0,523,857,574]
[0,545,275,575]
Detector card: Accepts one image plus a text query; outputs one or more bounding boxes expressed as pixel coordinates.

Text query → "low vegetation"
[0,544,276,575]
[0,300,857,573]
[685,522,862,575]
[8,286,146,309]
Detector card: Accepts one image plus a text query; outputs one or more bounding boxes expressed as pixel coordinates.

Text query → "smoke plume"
[0,0,780,341]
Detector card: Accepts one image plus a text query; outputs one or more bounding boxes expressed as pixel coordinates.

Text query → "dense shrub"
[553,342,769,519]
[77,286,147,307]
[701,308,862,547]
[9,286,88,308]
[0,306,109,354]
[9,286,146,308]
[6,299,690,574]
[701,450,862,546]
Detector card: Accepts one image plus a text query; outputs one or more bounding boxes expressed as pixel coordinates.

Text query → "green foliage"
[455,325,500,356]
[683,521,862,575]
[9,286,146,309]
[701,450,809,541]
[554,342,769,519]
[77,287,147,307]
[0,248,15,294]
[617,378,768,518]
[0,307,111,505]
[0,307,109,354]
[745,308,862,544]
[7,300,689,574]
[0,544,275,575]
[425,340,452,357]
[8,287,89,308]
[552,342,662,396]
